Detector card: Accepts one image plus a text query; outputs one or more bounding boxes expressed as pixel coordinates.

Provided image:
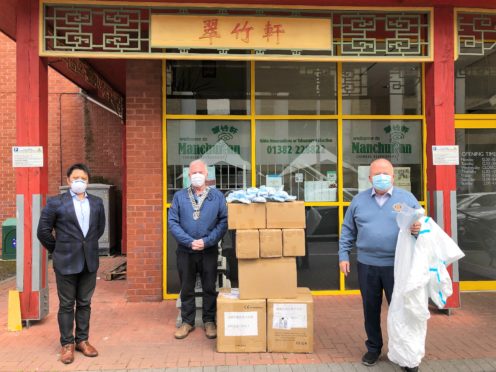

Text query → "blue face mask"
[372,174,392,192]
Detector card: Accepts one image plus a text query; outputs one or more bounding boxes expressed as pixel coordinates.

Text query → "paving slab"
[0,257,495,372]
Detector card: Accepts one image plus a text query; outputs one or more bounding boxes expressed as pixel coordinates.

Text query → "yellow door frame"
[455,116,496,291]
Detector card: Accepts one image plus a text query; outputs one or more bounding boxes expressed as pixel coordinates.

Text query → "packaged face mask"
[226,186,297,203]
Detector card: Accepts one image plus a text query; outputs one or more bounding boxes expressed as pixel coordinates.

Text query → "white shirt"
[371,187,394,207]
[70,190,90,237]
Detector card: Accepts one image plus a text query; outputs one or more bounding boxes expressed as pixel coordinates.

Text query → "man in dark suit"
[37,163,106,364]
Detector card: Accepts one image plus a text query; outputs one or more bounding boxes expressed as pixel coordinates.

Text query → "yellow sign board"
[151,15,331,50]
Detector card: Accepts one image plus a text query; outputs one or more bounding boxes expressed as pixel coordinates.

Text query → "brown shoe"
[204,322,217,339]
[75,340,98,357]
[174,323,195,339]
[60,344,75,364]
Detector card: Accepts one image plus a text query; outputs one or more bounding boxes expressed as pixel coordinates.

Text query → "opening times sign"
[151,15,331,50]
[458,146,496,193]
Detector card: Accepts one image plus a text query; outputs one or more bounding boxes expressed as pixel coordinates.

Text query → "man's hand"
[191,239,205,251]
[410,221,421,235]
[339,261,350,276]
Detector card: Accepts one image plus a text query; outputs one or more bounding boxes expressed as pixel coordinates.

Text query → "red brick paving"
[0,256,495,371]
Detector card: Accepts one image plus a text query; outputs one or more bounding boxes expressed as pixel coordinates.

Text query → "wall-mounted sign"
[457,146,496,192]
[151,15,331,50]
[432,145,459,165]
[12,146,43,168]
[167,121,251,167]
[344,121,422,165]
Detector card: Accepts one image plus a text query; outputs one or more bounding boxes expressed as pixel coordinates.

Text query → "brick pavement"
[0,256,495,371]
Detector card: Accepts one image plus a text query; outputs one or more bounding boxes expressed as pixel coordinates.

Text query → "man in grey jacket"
[168,159,227,340]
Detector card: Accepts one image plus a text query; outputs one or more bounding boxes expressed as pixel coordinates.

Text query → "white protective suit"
[387,204,465,369]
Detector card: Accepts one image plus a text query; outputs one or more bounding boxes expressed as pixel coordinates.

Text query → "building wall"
[47,66,81,196]
[0,33,16,248]
[125,60,163,302]
[0,32,123,253]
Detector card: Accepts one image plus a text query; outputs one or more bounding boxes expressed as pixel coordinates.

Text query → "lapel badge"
[392,203,402,212]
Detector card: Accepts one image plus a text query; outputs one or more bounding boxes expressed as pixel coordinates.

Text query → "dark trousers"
[177,248,218,326]
[357,262,394,354]
[55,264,97,346]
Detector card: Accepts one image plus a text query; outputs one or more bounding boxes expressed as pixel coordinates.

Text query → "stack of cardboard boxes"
[217,201,314,353]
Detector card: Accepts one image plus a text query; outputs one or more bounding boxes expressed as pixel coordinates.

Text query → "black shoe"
[403,367,419,372]
[361,351,380,366]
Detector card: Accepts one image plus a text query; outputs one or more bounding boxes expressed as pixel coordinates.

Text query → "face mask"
[71,179,88,194]
[190,173,206,188]
[372,174,392,192]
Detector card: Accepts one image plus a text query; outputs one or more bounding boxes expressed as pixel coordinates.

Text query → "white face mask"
[71,179,88,194]
[190,173,206,188]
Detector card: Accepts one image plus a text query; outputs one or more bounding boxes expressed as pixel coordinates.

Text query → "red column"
[121,124,127,254]
[16,0,49,320]
[425,6,460,308]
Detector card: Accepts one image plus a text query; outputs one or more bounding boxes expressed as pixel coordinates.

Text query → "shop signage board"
[151,15,331,51]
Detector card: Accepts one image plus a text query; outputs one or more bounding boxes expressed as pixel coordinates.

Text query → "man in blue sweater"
[339,158,421,372]
[168,159,228,340]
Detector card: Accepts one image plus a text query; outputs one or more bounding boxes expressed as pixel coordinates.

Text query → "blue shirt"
[70,190,90,237]
[168,187,228,253]
[339,187,420,266]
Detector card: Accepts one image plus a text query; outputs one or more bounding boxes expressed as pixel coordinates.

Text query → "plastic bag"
[388,206,465,369]
[415,217,465,309]
[388,203,427,369]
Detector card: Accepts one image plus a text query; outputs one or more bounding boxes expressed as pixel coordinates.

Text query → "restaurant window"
[166,60,250,115]
[342,120,423,202]
[298,206,340,290]
[164,59,427,295]
[342,63,422,115]
[166,120,251,202]
[255,120,338,201]
[455,54,496,114]
[255,62,337,115]
[456,129,496,281]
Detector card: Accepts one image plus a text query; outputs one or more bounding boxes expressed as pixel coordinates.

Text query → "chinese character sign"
[151,15,331,50]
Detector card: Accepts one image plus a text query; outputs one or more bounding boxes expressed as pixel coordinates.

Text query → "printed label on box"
[224,312,258,336]
[273,304,307,329]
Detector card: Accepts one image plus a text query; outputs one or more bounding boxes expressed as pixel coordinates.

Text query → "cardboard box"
[260,229,282,258]
[236,229,260,259]
[228,203,266,230]
[282,229,306,257]
[217,288,266,353]
[238,257,297,299]
[266,201,306,228]
[267,287,314,353]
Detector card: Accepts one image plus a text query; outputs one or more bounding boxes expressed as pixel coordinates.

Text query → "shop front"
[7,0,496,319]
